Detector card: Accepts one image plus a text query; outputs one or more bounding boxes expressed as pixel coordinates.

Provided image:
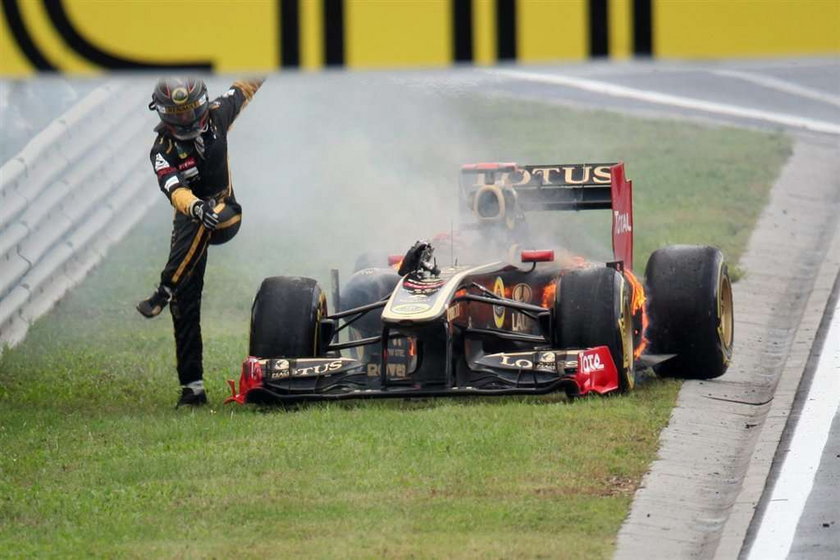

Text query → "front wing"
[225,346,620,405]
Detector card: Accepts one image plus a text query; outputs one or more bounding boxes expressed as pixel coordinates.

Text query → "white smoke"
[201,71,615,285]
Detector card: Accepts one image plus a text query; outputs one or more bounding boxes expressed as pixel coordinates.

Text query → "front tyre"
[554,266,635,393]
[645,245,734,379]
[249,276,327,358]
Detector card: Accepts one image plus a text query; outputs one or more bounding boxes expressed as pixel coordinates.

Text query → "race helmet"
[148,78,209,140]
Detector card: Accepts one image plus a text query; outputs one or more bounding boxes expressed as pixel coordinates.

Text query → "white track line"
[747,295,840,559]
[490,69,840,135]
[709,69,840,108]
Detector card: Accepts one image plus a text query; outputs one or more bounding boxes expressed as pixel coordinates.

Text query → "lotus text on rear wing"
[465,163,616,187]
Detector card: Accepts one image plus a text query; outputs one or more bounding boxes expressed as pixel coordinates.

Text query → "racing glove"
[398,241,439,277]
[190,199,219,230]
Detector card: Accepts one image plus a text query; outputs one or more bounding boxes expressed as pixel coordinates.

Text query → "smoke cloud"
[211,71,613,285]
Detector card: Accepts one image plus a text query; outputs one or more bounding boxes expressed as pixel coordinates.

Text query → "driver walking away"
[138,77,263,408]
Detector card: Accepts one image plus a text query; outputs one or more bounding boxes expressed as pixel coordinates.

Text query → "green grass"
[0,86,790,558]
[0,394,674,559]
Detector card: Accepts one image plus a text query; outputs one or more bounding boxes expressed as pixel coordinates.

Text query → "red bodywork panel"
[610,162,633,271]
[225,357,263,404]
[573,346,620,395]
[521,250,555,263]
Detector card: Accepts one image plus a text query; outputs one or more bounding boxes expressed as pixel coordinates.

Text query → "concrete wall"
[0,81,156,350]
[1,0,837,76]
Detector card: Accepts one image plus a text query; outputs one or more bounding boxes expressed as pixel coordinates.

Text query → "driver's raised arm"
[210,78,264,134]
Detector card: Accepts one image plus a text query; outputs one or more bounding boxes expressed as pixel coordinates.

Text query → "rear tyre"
[341,268,401,337]
[249,276,326,358]
[353,252,390,272]
[554,266,635,393]
[645,245,733,379]
[341,268,400,361]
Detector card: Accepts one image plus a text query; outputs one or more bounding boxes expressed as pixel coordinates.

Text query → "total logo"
[579,351,605,374]
[613,211,632,235]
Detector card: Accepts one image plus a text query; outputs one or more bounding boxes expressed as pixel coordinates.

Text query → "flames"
[541,283,556,309]
[542,267,648,359]
[624,269,649,359]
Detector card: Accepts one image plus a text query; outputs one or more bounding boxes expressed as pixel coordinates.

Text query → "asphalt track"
[470,57,840,559]
[749,275,840,559]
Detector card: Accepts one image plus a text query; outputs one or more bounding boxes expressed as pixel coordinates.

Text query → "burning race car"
[226,162,734,405]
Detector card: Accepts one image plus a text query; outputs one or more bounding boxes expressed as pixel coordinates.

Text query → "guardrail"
[0,81,158,352]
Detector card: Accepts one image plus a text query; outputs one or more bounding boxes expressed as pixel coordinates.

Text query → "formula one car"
[226,162,734,405]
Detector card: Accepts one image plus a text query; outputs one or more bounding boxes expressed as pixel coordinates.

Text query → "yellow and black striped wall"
[1,0,837,76]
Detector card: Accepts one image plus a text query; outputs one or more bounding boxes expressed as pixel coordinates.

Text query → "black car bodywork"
[227,162,734,405]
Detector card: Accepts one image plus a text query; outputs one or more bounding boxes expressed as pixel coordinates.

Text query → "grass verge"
[0,83,790,558]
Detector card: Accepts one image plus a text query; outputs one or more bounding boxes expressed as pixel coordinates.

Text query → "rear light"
[521,250,555,263]
[388,255,403,267]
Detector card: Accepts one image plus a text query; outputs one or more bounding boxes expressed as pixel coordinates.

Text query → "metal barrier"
[0,81,158,351]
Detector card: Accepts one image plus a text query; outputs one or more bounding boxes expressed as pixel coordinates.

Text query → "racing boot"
[176,381,207,408]
[136,285,173,318]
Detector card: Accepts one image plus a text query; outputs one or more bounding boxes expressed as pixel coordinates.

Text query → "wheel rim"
[314,292,327,355]
[718,267,734,357]
[619,280,635,389]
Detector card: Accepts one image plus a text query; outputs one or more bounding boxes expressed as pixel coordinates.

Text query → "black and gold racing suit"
[149,80,261,386]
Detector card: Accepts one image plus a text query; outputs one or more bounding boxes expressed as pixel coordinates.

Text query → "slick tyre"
[353,252,391,272]
[341,268,400,360]
[341,268,400,336]
[645,245,733,379]
[555,266,635,393]
[249,276,326,358]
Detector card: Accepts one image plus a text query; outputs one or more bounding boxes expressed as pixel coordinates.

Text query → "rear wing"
[460,162,634,269]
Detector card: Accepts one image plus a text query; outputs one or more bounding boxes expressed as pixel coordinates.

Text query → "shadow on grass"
[240,391,574,415]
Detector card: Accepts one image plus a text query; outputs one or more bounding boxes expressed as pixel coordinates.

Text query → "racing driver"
[138,77,263,407]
